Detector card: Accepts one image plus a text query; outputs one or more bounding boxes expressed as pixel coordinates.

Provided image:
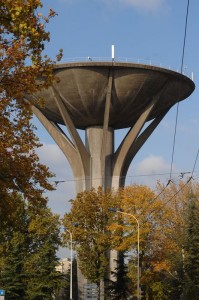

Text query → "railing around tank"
[56,57,193,80]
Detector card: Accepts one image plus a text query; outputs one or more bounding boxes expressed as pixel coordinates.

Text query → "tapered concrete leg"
[85,126,114,189]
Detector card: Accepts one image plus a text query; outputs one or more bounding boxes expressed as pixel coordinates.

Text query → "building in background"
[56,258,71,274]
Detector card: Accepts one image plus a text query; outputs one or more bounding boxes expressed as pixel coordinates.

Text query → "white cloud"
[36,143,72,179]
[37,144,74,258]
[126,155,172,187]
[136,154,170,175]
[36,143,75,215]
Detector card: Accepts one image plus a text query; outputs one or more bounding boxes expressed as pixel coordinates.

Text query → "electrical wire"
[161,147,199,208]
[162,176,192,207]
[169,104,179,180]
[169,0,190,180]
[150,179,172,203]
[191,148,199,177]
[51,170,199,185]
[181,0,190,74]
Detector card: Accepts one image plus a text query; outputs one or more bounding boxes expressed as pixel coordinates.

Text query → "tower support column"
[85,126,114,190]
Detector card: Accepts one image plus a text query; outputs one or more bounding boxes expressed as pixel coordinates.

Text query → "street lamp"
[109,208,140,300]
[65,228,73,300]
[64,223,78,300]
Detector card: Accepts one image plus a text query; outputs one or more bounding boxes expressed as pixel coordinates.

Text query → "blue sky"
[34,0,199,218]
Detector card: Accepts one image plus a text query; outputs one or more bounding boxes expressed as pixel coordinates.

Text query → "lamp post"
[65,229,73,300]
[109,208,140,300]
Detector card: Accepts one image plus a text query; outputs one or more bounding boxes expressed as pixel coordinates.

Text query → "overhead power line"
[181,0,190,74]
[161,147,199,207]
[191,148,199,177]
[169,0,191,181]
[51,170,199,185]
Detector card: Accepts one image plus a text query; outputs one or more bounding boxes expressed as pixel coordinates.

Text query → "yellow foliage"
[0,0,60,200]
[62,182,199,288]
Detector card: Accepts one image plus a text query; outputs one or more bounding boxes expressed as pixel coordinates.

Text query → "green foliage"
[0,192,62,300]
[150,282,166,300]
[0,232,27,300]
[62,183,199,299]
[107,251,131,300]
[146,181,199,300]
[62,187,120,286]
[183,196,199,299]
[72,258,78,300]
[0,1,64,299]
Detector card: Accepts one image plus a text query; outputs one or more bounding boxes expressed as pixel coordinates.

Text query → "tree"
[151,180,199,299]
[0,0,62,202]
[25,207,62,300]
[0,2,64,298]
[108,184,178,299]
[0,0,62,97]
[0,232,27,300]
[108,251,131,300]
[71,258,78,300]
[182,195,199,299]
[63,183,199,299]
[62,187,121,298]
[0,193,62,300]
[62,185,178,299]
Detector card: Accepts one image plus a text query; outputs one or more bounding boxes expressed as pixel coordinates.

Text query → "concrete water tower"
[26,57,194,299]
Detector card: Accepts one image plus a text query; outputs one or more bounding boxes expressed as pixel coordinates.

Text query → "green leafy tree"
[0,2,63,298]
[62,184,177,299]
[0,193,62,300]
[109,184,175,298]
[62,187,121,298]
[151,180,199,299]
[72,258,78,300]
[0,194,29,300]
[182,196,199,299]
[108,251,131,300]
[0,232,27,300]
[25,207,62,300]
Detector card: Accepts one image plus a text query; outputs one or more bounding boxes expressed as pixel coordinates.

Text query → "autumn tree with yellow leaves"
[62,185,178,299]
[62,182,199,299]
[109,181,199,299]
[0,1,64,299]
[0,0,62,201]
[62,187,121,299]
[108,184,177,298]
[152,180,199,299]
